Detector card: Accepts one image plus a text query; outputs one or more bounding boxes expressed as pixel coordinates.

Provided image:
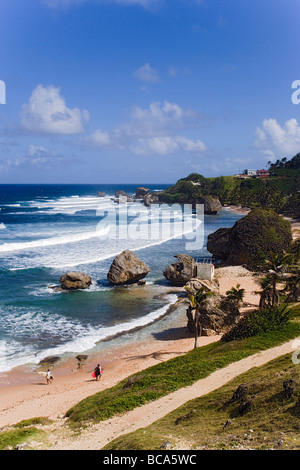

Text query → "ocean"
[0,184,242,374]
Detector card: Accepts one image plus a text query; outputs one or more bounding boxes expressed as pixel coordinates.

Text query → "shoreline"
[0,205,299,431]
[0,285,184,387]
[0,263,262,429]
[0,299,198,428]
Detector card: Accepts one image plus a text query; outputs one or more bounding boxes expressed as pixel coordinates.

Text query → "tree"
[225,283,245,306]
[284,270,300,303]
[258,274,274,309]
[185,287,214,348]
[264,251,291,307]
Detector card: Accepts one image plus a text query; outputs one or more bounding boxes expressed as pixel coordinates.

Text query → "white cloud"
[123,100,197,138]
[85,100,207,156]
[87,129,112,146]
[133,63,161,83]
[28,144,47,157]
[21,85,89,135]
[254,118,300,160]
[131,135,207,155]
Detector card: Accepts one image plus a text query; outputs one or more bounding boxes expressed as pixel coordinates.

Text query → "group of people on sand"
[44,362,103,385]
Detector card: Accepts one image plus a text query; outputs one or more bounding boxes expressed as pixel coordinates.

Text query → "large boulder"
[186,292,240,336]
[107,250,150,285]
[203,195,223,215]
[59,272,92,290]
[185,277,220,294]
[207,208,292,268]
[135,187,149,199]
[114,190,133,203]
[163,254,194,286]
[143,191,160,207]
[206,227,232,261]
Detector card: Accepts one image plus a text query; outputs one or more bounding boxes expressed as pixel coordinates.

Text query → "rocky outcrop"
[115,190,130,198]
[143,191,160,207]
[206,227,232,261]
[114,190,133,203]
[185,277,220,294]
[135,187,149,199]
[203,195,223,215]
[59,272,92,290]
[163,254,194,286]
[207,208,293,268]
[107,250,150,285]
[186,291,240,336]
[97,191,106,197]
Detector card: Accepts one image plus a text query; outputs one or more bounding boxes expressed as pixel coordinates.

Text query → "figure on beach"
[46,369,54,385]
[93,364,102,381]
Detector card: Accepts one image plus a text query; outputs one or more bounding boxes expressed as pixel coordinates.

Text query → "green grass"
[0,418,52,450]
[66,304,300,428]
[104,353,300,450]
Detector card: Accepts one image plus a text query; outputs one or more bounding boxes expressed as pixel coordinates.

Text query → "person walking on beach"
[46,369,53,385]
[94,364,102,381]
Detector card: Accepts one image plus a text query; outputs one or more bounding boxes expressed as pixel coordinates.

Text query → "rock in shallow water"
[107,250,150,285]
[59,271,92,290]
[163,254,194,286]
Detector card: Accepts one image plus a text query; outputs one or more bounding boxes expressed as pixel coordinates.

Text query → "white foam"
[0,293,178,372]
[0,226,110,253]
[27,195,113,215]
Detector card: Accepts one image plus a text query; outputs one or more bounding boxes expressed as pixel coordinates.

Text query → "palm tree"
[264,251,291,307]
[285,271,300,302]
[258,274,274,309]
[185,286,214,348]
[225,283,245,306]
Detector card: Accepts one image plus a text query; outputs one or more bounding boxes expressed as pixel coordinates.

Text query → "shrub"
[221,305,291,342]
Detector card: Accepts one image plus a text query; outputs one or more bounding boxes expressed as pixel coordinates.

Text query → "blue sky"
[0,0,300,184]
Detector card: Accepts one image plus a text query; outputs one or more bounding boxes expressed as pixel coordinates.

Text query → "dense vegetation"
[221,305,291,342]
[157,153,300,218]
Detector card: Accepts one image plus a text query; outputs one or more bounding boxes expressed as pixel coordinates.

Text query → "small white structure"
[193,258,215,281]
[243,169,256,177]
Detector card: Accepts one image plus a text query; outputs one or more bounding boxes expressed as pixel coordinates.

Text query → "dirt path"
[47,337,299,450]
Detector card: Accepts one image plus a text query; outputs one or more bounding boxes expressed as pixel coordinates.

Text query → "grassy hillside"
[1,304,300,450]
[157,153,300,218]
[65,304,300,429]
[104,352,300,450]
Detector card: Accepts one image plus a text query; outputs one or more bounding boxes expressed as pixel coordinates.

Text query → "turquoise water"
[0,184,242,372]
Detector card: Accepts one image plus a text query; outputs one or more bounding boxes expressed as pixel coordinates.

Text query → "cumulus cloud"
[254,118,300,160]
[133,63,161,83]
[85,100,207,156]
[21,85,89,135]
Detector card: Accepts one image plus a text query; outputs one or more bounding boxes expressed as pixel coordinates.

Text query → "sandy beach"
[0,210,299,449]
[0,264,261,431]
